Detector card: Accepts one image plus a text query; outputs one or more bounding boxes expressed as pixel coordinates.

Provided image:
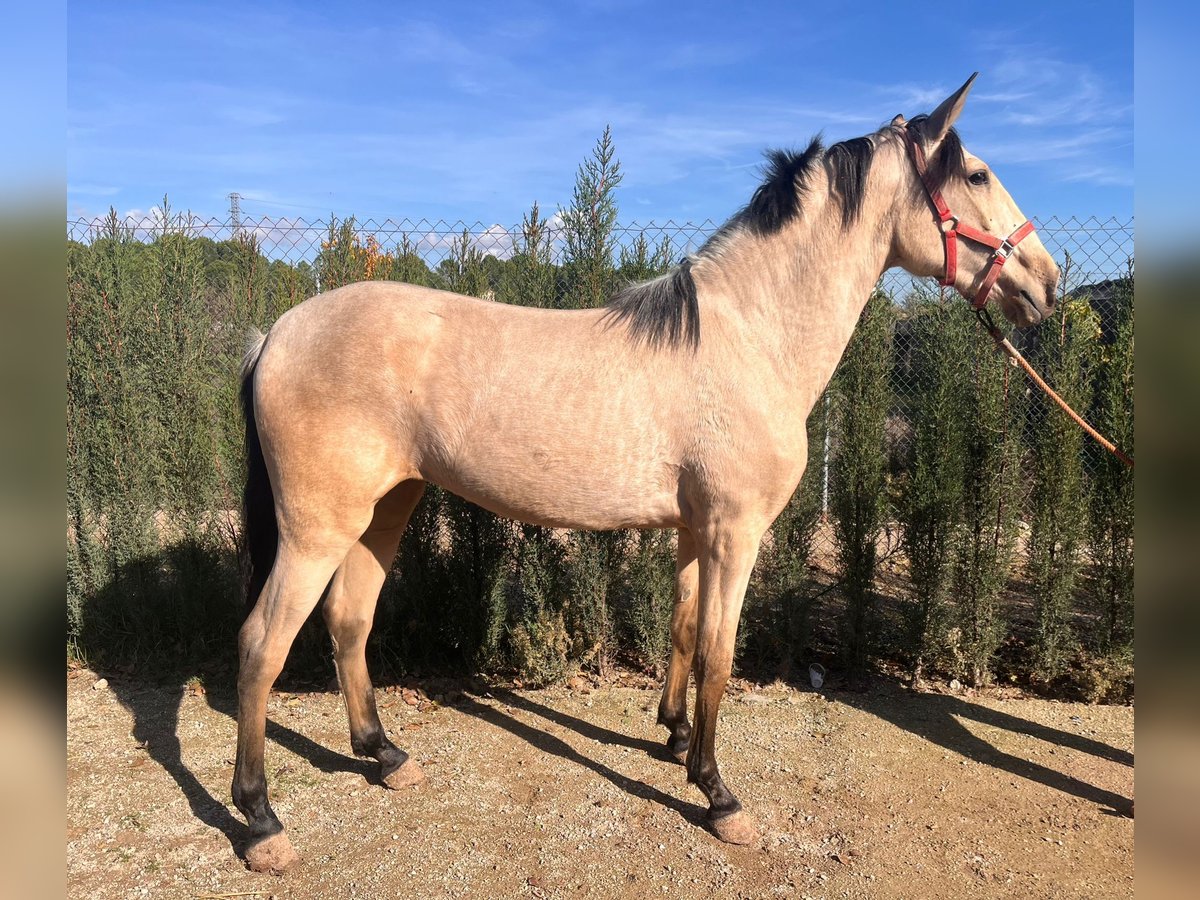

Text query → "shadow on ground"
[102,678,373,861]
[96,667,1133,866]
[834,684,1133,815]
[456,688,708,825]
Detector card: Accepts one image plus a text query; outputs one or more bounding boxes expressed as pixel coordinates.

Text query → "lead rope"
[974,308,1134,469]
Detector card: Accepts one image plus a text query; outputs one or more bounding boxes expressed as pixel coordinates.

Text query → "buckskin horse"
[233,74,1058,873]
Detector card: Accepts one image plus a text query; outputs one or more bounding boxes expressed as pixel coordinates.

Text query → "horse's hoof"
[245,831,300,875]
[709,810,759,846]
[382,758,426,790]
[672,750,688,765]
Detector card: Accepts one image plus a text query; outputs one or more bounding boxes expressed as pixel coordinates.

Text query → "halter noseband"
[902,126,1035,310]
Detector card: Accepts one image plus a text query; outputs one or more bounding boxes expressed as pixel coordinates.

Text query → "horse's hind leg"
[233,539,353,874]
[323,480,426,790]
[657,528,699,762]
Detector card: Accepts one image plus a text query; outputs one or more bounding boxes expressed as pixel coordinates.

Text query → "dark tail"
[241,329,277,614]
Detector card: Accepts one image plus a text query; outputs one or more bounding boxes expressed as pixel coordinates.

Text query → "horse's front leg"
[657,527,699,762]
[686,522,763,845]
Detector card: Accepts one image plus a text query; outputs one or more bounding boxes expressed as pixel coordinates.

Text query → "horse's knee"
[325,609,372,654]
[237,610,266,661]
[669,600,697,655]
[237,636,286,690]
[695,650,734,690]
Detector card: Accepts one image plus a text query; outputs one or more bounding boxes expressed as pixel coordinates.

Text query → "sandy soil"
[67,669,1133,899]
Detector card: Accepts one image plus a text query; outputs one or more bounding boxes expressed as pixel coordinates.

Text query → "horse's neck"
[698,190,894,414]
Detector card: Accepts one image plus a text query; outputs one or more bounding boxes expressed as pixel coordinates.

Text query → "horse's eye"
[968,170,989,186]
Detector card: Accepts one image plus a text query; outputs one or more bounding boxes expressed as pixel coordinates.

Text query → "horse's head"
[890,74,1060,327]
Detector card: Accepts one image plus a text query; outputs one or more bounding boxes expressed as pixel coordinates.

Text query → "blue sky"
[68,1,1132,230]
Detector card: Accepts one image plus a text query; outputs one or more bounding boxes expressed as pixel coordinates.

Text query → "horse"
[232,73,1059,873]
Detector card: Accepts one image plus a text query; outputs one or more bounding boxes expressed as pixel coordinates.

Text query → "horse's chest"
[689,384,809,492]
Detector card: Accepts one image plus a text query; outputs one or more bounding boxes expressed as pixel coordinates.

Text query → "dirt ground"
[67,669,1133,899]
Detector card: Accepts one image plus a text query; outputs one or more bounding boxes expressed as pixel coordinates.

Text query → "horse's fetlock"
[351,726,391,759]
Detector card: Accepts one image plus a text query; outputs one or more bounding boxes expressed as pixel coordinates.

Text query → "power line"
[236,194,333,213]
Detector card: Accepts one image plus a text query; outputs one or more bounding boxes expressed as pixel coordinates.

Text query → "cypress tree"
[952,312,1023,687]
[1028,292,1099,682]
[561,126,622,310]
[897,296,970,682]
[557,127,626,672]
[830,292,894,680]
[1087,271,1134,663]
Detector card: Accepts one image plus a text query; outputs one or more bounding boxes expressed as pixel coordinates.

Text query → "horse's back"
[252,281,693,529]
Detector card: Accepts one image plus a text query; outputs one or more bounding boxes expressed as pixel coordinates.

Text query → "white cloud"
[70,205,168,240]
[410,223,516,261]
[976,128,1123,165]
[473,224,516,259]
[1062,167,1134,188]
[879,83,954,111]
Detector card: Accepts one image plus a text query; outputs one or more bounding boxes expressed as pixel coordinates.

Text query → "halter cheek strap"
[903,129,1035,309]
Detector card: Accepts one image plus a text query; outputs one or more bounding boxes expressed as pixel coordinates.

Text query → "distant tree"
[315,216,366,291]
[391,234,434,287]
[616,231,673,284]
[501,201,558,308]
[437,229,490,297]
[561,126,622,309]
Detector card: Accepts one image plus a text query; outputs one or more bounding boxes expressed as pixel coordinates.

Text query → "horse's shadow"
[105,677,374,859]
[832,683,1134,815]
[454,688,708,823]
[103,675,708,861]
[102,671,1133,862]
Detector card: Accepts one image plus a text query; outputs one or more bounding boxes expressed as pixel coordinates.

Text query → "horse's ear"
[926,72,978,145]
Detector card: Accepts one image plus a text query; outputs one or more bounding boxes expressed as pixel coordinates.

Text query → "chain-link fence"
[66,208,1133,489]
[68,212,1132,292]
[67,210,1133,694]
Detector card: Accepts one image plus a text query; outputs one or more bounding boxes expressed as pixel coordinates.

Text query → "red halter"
[902,127,1036,309]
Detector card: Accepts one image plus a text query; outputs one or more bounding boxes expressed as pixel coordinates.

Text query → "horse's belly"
[423,445,685,531]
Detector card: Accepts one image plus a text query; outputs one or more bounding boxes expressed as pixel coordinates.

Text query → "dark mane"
[742,137,826,235]
[714,130,879,238]
[825,135,875,226]
[601,114,967,351]
[733,116,967,235]
[689,136,826,268]
[603,258,700,350]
